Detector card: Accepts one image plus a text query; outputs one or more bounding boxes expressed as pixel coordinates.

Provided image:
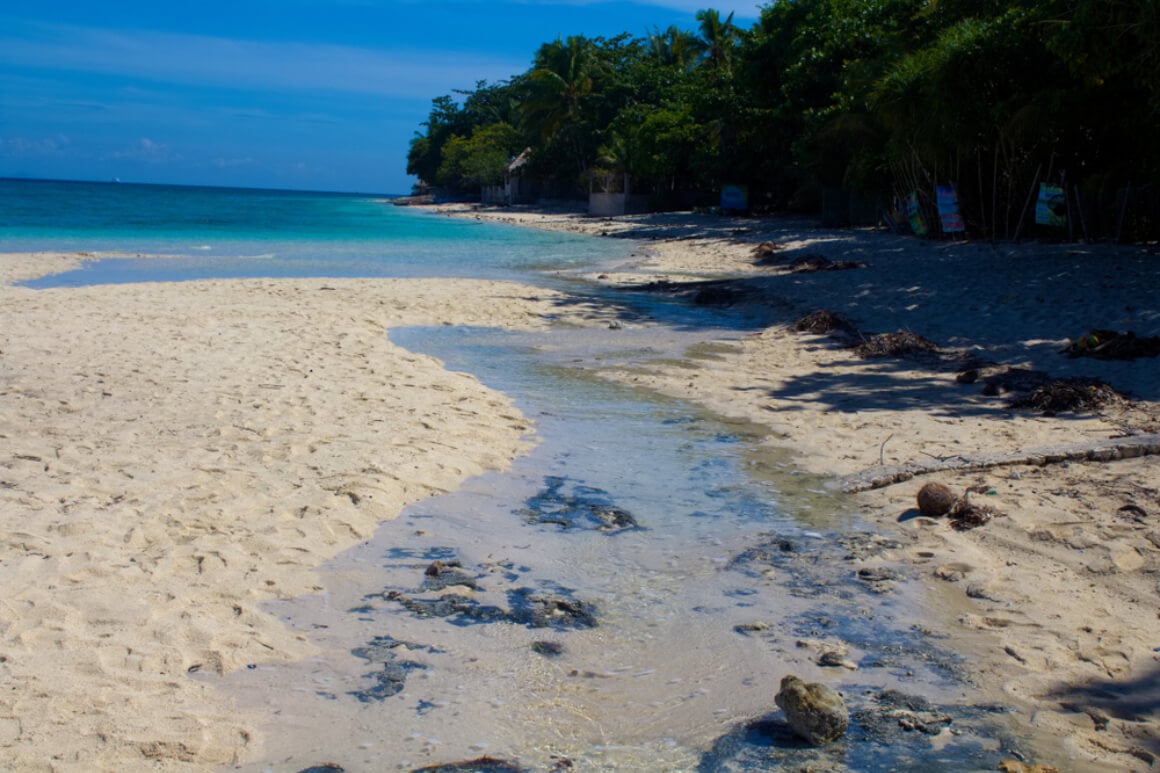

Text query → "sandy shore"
[3,202,1160,772]
[0,254,617,770]
[437,203,1160,770]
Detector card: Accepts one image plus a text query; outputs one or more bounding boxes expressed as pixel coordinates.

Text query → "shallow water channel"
[219,321,1025,772]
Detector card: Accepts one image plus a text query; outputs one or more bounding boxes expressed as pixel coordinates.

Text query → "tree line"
[407,1,1160,240]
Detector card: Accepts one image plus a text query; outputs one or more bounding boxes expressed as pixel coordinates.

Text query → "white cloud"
[1,21,529,100]
[494,0,763,19]
[213,156,256,169]
[0,134,71,157]
[106,137,176,163]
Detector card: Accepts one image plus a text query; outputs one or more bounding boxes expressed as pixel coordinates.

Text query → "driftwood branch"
[879,433,894,466]
[838,433,1160,493]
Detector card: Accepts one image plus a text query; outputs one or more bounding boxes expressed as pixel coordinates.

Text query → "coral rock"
[775,674,848,745]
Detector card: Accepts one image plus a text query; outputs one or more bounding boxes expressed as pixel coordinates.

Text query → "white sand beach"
[0,256,615,770]
[3,209,1160,771]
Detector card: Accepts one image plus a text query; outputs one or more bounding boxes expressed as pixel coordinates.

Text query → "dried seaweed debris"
[792,309,858,336]
[855,331,940,358]
[1062,329,1160,360]
[788,254,868,273]
[1009,378,1128,415]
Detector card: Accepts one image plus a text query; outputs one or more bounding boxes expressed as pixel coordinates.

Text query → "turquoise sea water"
[0,178,631,286]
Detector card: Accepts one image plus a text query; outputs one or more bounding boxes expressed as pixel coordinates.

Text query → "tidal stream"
[216,317,1027,772]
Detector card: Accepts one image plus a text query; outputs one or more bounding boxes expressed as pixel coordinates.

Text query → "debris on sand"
[788,254,868,273]
[422,559,480,591]
[411,757,525,773]
[916,482,957,517]
[1061,329,1160,360]
[997,761,1060,773]
[977,367,1052,397]
[947,484,1004,531]
[854,331,940,359]
[949,500,1002,531]
[792,309,858,336]
[1008,378,1128,415]
[753,241,787,262]
[913,481,1003,530]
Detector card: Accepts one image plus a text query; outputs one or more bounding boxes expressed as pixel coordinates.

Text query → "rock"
[590,505,637,531]
[997,762,1060,773]
[753,241,782,261]
[857,566,901,583]
[817,650,858,670]
[422,560,479,591]
[916,482,957,517]
[412,757,524,772]
[775,674,848,745]
[896,709,953,734]
[821,645,858,663]
[531,641,564,657]
[513,591,598,629]
[934,562,973,582]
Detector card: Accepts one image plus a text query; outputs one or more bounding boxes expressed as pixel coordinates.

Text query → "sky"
[0,0,764,195]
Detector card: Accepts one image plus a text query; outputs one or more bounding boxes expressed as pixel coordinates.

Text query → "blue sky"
[1,1,764,194]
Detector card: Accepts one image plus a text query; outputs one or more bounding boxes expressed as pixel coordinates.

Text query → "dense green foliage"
[407,0,1159,237]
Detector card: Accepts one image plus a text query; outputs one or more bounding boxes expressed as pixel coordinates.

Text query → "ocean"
[0,178,631,287]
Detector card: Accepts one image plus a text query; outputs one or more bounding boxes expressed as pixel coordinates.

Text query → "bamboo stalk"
[1074,184,1090,243]
[977,148,987,238]
[1012,163,1042,242]
[1116,183,1132,243]
[1064,172,1074,242]
[991,143,999,241]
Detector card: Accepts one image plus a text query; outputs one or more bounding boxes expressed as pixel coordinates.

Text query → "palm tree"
[647,25,700,70]
[522,36,598,144]
[520,35,607,182]
[694,9,740,74]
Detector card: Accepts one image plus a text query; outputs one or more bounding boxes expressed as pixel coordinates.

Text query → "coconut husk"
[1008,378,1128,415]
[916,482,956,516]
[854,331,940,359]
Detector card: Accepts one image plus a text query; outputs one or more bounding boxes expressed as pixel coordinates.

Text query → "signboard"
[906,191,928,236]
[936,185,965,233]
[720,185,748,213]
[1035,184,1067,227]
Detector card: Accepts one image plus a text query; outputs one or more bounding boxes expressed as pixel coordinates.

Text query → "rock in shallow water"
[775,674,849,745]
